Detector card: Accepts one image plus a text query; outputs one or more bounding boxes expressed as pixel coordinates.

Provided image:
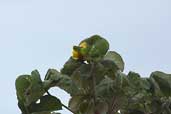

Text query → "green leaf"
[15,75,31,102]
[55,75,79,95]
[16,70,45,106]
[127,71,152,98]
[60,57,83,76]
[29,95,62,113]
[127,71,151,90]
[18,101,29,114]
[115,72,129,89]
[79,99,94,114]
[104,51,124,72]
[150,71,171,97]
[16,70,47,114]
[95,101,108,114]
[100,60,118,79]
[68,96,84,112]
[44,69,79,95]
[122,72,154,114]
[96,77,115,99]
[127,71,141,87]
[31,70,42,85]
[71,64,93,93]
[69,96,94,114]
[15,70,45,106]
[71,63,106,93]
[44,69,60,81]
[25,70,45,105]
[140,78,151,90]
[93,63,106,84]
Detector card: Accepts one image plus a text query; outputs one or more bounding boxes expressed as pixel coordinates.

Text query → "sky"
[0,0,171,114]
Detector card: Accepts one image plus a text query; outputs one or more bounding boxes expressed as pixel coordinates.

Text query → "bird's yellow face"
[72,42,88,60]
[72,49,82,60]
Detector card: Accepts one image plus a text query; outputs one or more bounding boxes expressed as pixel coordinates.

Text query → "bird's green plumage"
[72,35,109,62]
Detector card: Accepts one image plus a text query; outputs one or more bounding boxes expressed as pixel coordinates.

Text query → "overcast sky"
[0,0,171,114]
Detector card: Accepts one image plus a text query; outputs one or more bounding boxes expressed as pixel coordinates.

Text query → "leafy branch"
[15,35,171,114]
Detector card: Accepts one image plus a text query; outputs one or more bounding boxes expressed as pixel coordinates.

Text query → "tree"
[15,35,171,114]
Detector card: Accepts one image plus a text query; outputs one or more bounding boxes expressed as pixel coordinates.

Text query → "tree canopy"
[15,35,171,114]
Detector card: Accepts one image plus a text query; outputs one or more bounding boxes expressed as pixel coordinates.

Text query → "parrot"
[72,35,109,62]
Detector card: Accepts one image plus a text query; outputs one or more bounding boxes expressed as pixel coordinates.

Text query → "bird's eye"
[72,49,83,60]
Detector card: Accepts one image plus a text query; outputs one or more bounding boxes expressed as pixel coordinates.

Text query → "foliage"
[15,35,171,114]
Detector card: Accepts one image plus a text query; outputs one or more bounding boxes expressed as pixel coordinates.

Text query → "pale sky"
[0,0,171,114]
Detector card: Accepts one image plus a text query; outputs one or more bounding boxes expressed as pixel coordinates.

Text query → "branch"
[107,96,116,114]
[90,62,97,113]
[62,103,76,114]
[46,91,76,114]
[107,96,119,114]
